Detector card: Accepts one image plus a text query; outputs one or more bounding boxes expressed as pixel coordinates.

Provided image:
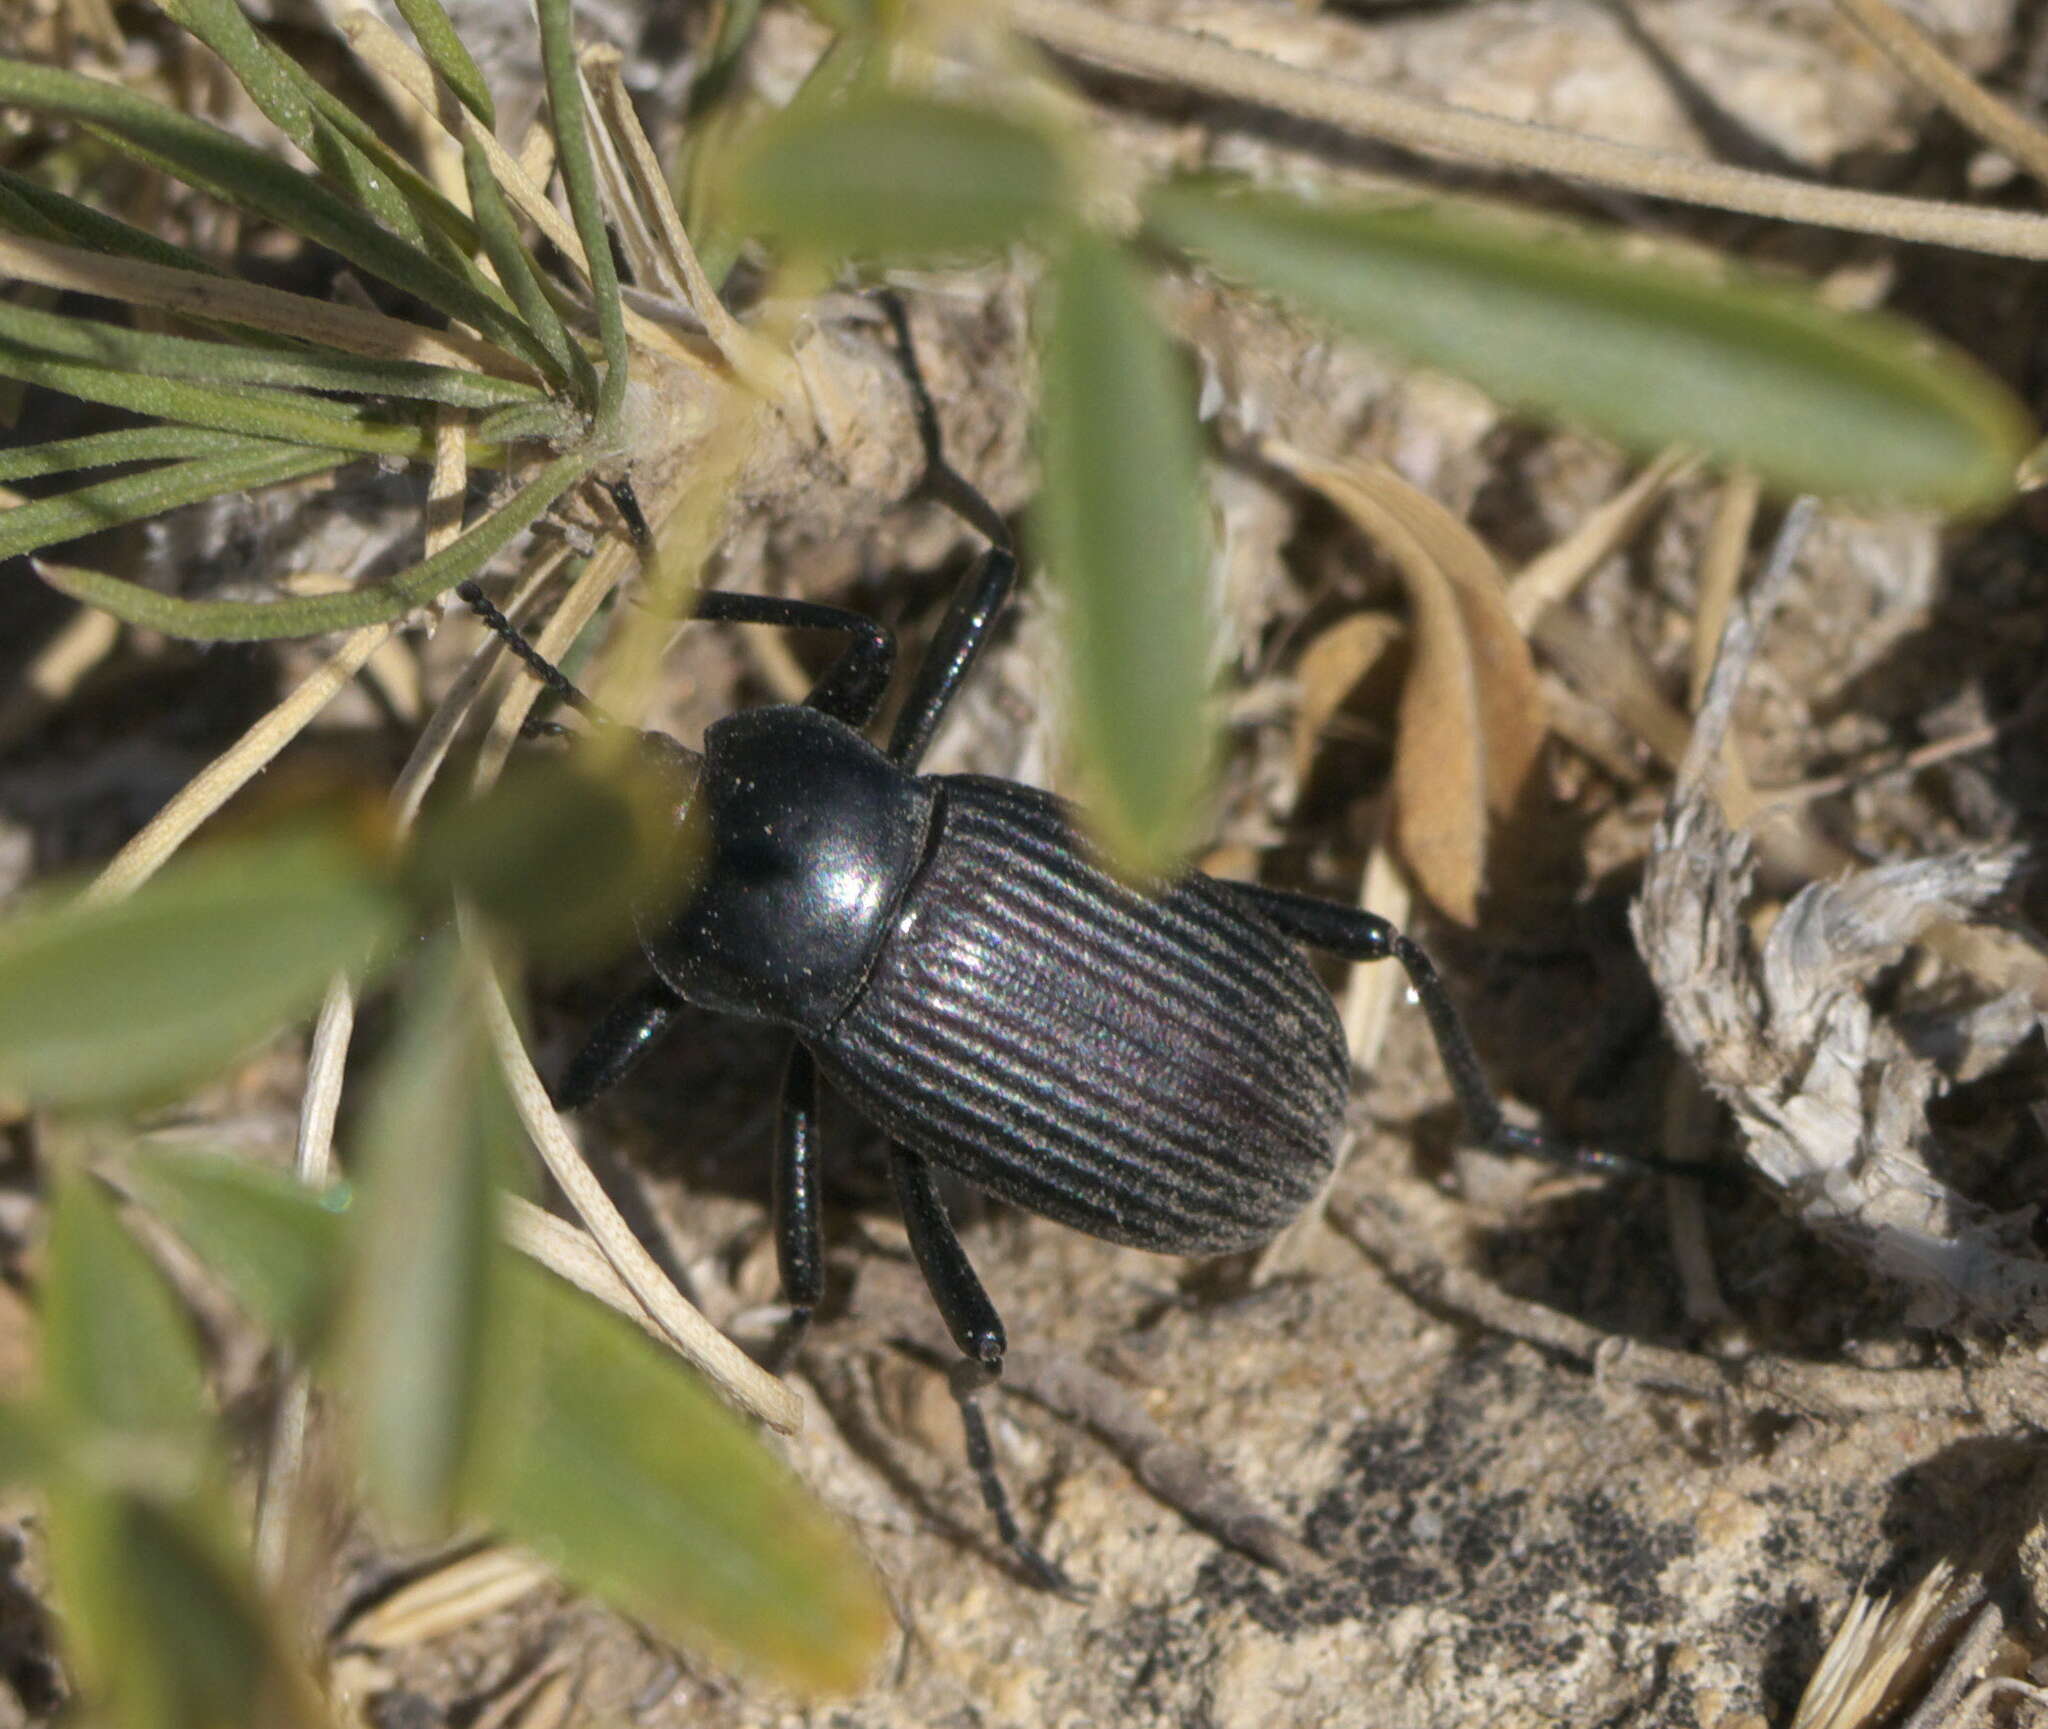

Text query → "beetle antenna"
[878,290,1011,551]
[456,580,610,725]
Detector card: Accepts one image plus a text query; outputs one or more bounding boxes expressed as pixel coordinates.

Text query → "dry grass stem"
[339,1547,557,1650]
[1833,0,2048,188]
[0,598,119,749]
[82,621,396,906]
[1505,449,1691,632]
[1003,0,2048,257]
[475,959,803,1435]
[0,232,522,375]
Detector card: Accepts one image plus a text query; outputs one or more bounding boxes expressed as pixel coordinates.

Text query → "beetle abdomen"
[813,776,1350,1255]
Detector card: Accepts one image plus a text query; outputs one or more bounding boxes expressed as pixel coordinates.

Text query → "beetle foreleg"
[889,1146,1085,1595]
[555,975,685,1111]
[1221,881,1712,1181]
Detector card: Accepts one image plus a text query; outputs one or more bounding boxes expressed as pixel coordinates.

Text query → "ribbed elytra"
[816,776,1347,1254]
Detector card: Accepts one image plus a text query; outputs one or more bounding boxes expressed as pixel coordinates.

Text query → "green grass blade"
[535,0,628,433]
[43,1170,211,1447]
[0,428,275,482]
[1036,232,1217,879]
[730,88,1068,264]
[471,1257,890,1693]
[157,0,481,267]
[123,1152,343,1355]
[1145,178,2034,512]
[0,167,222,275]
[0,444,347,566]
[0,825,406,1108]
[0,337,435,459]
[391,0,496,126]
[0,298,543,408]
[40,445,594,639]
[462,133,591,403]
[0,62,554,379]
[340,940,520,1538]
[47,1481,324,1729]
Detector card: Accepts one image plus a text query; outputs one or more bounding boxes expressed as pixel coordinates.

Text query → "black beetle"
[462,301,1668,1591]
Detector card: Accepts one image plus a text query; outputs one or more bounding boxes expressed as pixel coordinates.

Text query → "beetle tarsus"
[952,1361,1088,1598]
[762,1305,813,1376]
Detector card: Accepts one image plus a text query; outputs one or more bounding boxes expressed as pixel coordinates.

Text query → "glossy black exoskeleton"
[461,300,1667,1593]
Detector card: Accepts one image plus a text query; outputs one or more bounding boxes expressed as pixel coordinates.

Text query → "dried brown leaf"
[1270,443,1546,924]
[1289,609,1405,782]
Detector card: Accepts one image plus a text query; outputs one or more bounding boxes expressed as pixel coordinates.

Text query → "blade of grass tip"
[0,233,526,377]
[158,0,486,268]
[0,166,224,276]
[0,428,277,484]
[389,0,495,127]
[0,63,554,381]
[40,445,592,640]
[0,297,543,409]
[0,339,438,461]
[0,443,346,567]
[462,134,592,406]
[536,0,629,437]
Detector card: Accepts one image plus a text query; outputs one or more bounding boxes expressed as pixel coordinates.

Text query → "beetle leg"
[554,975,684,1110]
[764,1044,825,1373]
[691,590,896,729]
[1221,881,1715,1181]
[889,1145,1086,1595]
[874,292,1021,772]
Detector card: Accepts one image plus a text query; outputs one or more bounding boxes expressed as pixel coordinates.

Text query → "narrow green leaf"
[471,1259,890,1693]
[0,61,553,380]
[0,443,346,567]
[38,445,593,640]
[114,1158,888,1692]
[391,0,496,126]
[0,428,276,483]
[1036,233,1217,878]
[0,1404,59,1489]
[1145,179,2034,512]
[462,133,591,404]
[536,0,629,434]
[123,1152,345,1355]
[0,337,436,459]
[46,1486,323,1729]
[339,939,521,1538]
[0,824,405,1107]
[158,0,483,271]
[0,297,544,409]
[42,1171,210,1448]
[731,89,1067,264]
[0,167,222,276]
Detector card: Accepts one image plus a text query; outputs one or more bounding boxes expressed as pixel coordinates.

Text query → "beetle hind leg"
[890,1145,1088,1596]
[1222,881,1716,1182]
